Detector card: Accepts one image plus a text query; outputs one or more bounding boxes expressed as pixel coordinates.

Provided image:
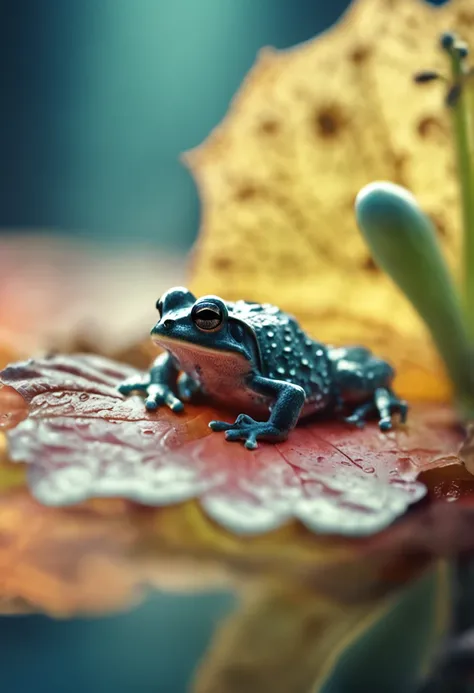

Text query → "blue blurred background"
[0,0,349,252]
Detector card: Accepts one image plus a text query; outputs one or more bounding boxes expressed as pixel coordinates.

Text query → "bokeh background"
[0,1,445,692]
[1,0,349,251]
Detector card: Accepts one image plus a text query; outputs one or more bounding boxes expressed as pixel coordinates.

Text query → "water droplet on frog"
[283,346,291,353]
[301,358,309,367]
[79,393,89,402]
[289,368,296,376]
[315,348,323,356]
[271,342,278,349]
[305,339,313,347]
[277,366,285,375]
[267,330,275,338]
[284,335,292,343]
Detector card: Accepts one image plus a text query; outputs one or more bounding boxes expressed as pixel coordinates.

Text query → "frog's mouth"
[151,333,220,354]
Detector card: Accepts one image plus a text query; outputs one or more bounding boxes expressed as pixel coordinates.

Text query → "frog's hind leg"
[345,388,407,431]
[344,401,375,428]
[374,387,408,431]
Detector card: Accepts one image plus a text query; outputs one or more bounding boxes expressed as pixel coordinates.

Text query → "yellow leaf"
[186,0,474,403]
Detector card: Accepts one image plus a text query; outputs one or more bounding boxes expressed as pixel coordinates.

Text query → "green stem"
[449,53,474,340]
[356,182,474,416]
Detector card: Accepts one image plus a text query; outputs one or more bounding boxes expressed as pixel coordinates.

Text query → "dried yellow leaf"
[186,0,474,402]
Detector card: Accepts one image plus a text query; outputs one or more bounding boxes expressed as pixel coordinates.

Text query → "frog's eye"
[191,302,224,332]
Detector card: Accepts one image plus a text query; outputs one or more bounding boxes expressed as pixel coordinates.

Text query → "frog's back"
[229,301,333,414]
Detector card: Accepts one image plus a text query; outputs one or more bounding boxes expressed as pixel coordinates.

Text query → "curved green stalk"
[356,181,474,414]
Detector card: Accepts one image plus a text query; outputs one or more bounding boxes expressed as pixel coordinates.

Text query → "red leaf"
[0,354,464,538]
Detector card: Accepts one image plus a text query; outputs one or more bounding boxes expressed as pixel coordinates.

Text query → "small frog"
[118,287,407,450]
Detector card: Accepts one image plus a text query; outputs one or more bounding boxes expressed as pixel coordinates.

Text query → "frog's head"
[151,286,261,367]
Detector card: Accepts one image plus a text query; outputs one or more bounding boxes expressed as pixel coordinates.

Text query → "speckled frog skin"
[118,287,407,450]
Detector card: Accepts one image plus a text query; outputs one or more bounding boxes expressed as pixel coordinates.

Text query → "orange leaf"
[185,0,474,403]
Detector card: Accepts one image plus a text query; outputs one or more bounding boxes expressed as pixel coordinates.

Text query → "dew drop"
[277,366,285,375]
[267,330,275,338]
[315,348,324,356]
[283,346,291,353]
[301,358,309,367]
[271,342,278,349]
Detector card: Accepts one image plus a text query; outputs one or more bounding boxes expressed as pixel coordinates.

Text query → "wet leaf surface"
[0,354,464,539]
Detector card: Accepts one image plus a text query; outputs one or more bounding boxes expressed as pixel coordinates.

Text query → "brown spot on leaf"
[350,45,372,65]
[392,153,409,185]
[363,256,380,272]
[259,120,280,136]
[458,10,474,26]
[431,213,447,238]
[213,256,233,272]
[314,106,346,138]
[417,116,446,140]
[235,185,259,201]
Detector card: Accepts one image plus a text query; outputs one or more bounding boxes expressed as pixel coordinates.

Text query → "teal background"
[0,0,349,250]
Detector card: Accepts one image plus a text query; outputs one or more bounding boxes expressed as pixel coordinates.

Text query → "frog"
[117,287,408,450]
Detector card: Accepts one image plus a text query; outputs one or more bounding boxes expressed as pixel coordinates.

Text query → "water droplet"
[315,348,323,356]
[267,330,275,338]
[289,368,296,376]
[301,358,309,367]
[277,366,285,375]
[79,393,89,402]
[271,342,278,349]
[305,339,313,347]
[283,346,291,353]
[284,335,292,343]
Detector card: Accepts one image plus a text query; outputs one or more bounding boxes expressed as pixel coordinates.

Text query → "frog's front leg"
[209,376,305,450]
[117,352,184,412]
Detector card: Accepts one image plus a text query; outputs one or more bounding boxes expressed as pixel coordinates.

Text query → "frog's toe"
[209,419,233,432]
[117,378,147,396]
[379,417,392,432]
[343,401,374,428]
[212,419,285,449]
[144,385,184,413]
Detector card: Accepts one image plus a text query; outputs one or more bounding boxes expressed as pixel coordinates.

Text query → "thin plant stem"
[448,52,474,341]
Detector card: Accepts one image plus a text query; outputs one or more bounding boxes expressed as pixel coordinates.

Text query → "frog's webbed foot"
[209,414,286,450]
[344,388,408,432]
[117,376,184,412]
